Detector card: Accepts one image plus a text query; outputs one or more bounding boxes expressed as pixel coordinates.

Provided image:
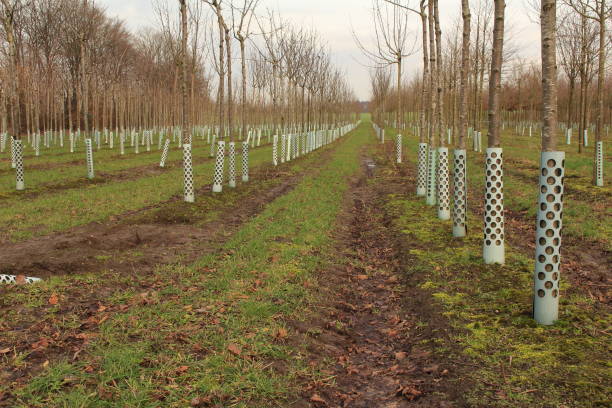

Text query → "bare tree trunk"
[471,14,481,129]
[428,0,437,148]
[458,0,471,150]
[240,39,247,140]
[1,1,22,139]
[567,76,575,127]
[218,20,225,138]
[419,2,429,143]
[541,0,558,151]
[396,58,402,129]
[225,27,233,141]
[433,0,444,146]
[593,0,606,183]
[180,0,188,145]
[487,0,505,148]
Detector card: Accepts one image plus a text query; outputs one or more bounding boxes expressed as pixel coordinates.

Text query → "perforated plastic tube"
[482,148,505,264]
[183,143,194,202]
[437,147,450,220]
[212,141,225,193]
[85,138,94,179]
[452,149,467,237]
[0,274,42,284]
[533,151,565,325]
[426,148,437,206]
[228,141,236,188]
[14,139,24,190]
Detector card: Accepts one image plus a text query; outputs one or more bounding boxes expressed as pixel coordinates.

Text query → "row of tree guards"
[0,0,358,189]
[0,0,359,285]
[368,0,608,326]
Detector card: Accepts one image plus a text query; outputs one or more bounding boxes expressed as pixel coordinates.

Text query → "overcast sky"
[98,0,542,100]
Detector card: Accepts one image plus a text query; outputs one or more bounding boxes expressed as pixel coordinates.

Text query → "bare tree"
[354,0,417,130]
[369,66,391,125]
[565,0,610,184]
[534,0,564,325]
[383,0,429,142]
[558,11,582,128]
[0,0,24,138]
[482,0,506,265]
[231,0,259,140]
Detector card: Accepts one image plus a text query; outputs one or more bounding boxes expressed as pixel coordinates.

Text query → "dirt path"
[295,146,454,407]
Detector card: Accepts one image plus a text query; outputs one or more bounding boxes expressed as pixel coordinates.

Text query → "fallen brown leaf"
[395,351,407,360]
[227,343,242,356]
[310,393,327,405]
[396,385,422,401]
[190,396,213,407]
[275,328,288,339]
[48,293,59,305]
[31,338,50,350]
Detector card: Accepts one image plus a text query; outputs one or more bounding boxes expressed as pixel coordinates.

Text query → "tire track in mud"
[296,143,456,408]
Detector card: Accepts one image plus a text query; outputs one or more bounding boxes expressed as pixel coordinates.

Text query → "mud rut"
[295,147,455,408]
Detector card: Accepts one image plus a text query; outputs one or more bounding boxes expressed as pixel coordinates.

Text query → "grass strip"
[2,120,372,407]
[377,152,610,407]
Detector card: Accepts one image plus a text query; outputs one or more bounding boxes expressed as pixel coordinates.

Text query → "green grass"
[0,144,273,242]
[386,126,612,247]
[0,138,273,197]
[374,136,611,408]
[0,120,372,407]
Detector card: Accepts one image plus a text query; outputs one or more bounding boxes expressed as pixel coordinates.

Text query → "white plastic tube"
[85,138,94,179]
[273,135,278,166]
[280,135,286,164]
[242,141,249,182]
[417,143,428,196]
[426,148,437,206]
[15,139,24,190]
[533,151,565,325]
[0,274,42,284]
[483,148,505,264]
[595,141,603,187]
[212,141,225,193]
[452,149,467,237]
[183,143,195,202]
[437,147,450,220]
[228,141,236,188]
[396,134,402,164]
[160,139,170,167]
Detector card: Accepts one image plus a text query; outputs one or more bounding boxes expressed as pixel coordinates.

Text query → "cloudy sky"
[98,0,542,100]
